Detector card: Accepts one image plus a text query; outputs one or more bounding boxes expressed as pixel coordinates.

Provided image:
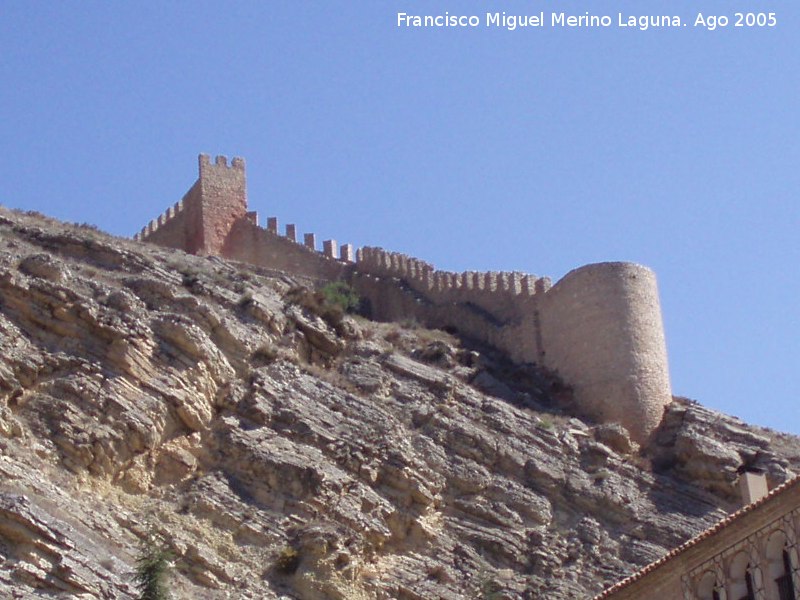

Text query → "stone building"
[596,473,800,600]
[136,154,675,445]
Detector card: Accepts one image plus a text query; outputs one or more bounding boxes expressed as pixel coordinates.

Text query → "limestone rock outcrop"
[0,207,798,599]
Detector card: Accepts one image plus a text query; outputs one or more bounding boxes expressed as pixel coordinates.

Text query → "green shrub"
[319,282,360,314]
[285,282,362,333]
[134,530,174,600]
[537,418,554,431]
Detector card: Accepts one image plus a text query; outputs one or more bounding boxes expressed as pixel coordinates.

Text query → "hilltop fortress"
[135,154,673,444]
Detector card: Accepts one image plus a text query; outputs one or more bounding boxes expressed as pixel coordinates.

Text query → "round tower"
[538,262,672,444]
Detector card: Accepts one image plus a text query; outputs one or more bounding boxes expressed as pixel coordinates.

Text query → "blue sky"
[1,2,798,434]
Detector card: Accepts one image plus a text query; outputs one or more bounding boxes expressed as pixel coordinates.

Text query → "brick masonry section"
[136,154,673,444]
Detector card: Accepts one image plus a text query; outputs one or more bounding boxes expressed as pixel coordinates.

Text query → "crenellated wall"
[134,184,200,252]
[137,154,357,281]
[135,154,673,443]
[355,246,552,324]
[222,218,351,281]
[353,246,549,363]
[195,154,247,256]
[351,248,672,442]
[136,155,245,255]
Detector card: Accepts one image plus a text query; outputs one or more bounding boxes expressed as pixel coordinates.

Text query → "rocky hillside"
[0,206,798,599]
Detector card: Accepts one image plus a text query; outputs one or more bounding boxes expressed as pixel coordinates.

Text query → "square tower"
[193,154,247,255]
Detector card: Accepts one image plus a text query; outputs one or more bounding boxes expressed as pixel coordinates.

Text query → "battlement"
[258,215,355,263]
[356,246,554,294]
[134,199,185,241]
[135,154,248,254]
[356,246,553,322]
[199,154,246,171]
[134,155,674,444]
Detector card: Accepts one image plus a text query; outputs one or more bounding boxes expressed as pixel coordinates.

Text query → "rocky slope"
[0,206,798,599]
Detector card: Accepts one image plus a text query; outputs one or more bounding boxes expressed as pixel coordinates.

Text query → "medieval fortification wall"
[136,154,673,444]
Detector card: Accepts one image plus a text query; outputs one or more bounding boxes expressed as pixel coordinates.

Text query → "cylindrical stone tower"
[537,262,672,444]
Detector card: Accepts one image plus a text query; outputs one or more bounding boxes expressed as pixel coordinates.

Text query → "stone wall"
[135,154,246,255]
[353,246,547,363]
[537,262,672,445]
[223,219,351,282]
[137,154,355,282]
[598,479,800,600]
[355,246,551,324]
[136,154,674,443]
[133,182,201,252]
[350,271,526,361]
[353,248,672,443]
[196,155,247,256]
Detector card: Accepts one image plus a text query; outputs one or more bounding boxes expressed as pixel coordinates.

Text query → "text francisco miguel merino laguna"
[398,11,686,31]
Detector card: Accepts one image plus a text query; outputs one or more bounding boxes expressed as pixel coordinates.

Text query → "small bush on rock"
[134,529,174,600]
[286,282,362,332]
[319,281,360,314]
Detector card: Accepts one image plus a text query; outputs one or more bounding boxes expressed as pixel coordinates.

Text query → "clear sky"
[1,2,797,434]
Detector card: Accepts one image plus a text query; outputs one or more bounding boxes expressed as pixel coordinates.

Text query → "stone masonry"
[135,154,674,444]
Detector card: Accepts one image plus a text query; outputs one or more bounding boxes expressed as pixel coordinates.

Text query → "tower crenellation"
[134,155,673,444]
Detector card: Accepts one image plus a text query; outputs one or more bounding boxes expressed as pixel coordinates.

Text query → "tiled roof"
[593,475,800,599]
